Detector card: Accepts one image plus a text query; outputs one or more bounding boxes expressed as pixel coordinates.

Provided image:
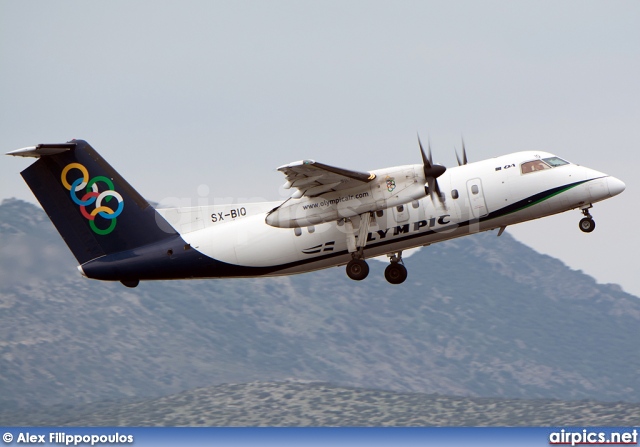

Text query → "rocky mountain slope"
[1,198,639,414]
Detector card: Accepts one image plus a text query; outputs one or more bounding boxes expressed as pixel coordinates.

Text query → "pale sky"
[1,1,638,296]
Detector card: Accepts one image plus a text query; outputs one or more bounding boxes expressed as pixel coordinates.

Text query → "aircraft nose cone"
[607,176,626,197]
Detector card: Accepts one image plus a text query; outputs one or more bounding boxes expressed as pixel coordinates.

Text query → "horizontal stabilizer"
[6,143,77,158]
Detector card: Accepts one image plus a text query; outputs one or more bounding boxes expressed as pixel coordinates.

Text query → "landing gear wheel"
[384,263,408,285]
[579,217,596,233]
[346,259,369,281]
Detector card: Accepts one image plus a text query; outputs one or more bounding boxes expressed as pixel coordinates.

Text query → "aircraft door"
[466,178,489,218]
[393,204,410,222]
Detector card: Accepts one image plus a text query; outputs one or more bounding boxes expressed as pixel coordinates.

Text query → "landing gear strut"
[384,252,407,285]
[579,206,596,233]
[341,214,408,284]
[344,213,373,281]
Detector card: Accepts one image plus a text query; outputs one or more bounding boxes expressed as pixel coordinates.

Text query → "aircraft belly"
[234,227,299,268]
[186,198,467,275]
[274,227,469,276]
[184,214,299,268]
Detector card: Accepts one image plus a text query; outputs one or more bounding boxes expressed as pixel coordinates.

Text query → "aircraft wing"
[278,159,376,198]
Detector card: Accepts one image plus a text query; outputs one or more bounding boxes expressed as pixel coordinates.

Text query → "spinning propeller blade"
[455,136,469,166]
[417,134,446,206]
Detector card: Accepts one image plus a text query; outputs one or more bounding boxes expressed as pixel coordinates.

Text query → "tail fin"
[9,140,177,264]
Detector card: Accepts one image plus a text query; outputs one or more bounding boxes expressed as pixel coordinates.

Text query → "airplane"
[7,138,625,288]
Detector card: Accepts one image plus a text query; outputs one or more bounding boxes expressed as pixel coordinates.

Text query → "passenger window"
[294,227,302,236]
[411,200,419,209]
[521,160,551,174]
[451,189,459,199]
[376,210,384,218]
[471,185,479,194]
[307,226,315,234]
[396,205,404,212]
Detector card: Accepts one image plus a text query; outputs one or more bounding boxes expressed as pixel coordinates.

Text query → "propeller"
[417,134,446,206]
[455,136,469,166]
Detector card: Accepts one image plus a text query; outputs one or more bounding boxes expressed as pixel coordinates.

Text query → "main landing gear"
[345,254,408,284]
[344,213,373,281]
[346,258,369,281]
[384,252,407,285]
[579,205,596,233]
[342,213,408,284]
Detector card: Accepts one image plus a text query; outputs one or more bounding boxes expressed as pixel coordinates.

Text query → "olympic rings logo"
[61,163,124,235]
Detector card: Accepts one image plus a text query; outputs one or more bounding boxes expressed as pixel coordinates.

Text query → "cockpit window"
[542,156,569,167]
[521,160,551,174]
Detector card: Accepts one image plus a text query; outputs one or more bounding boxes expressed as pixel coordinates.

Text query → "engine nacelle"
[265,165,426,228]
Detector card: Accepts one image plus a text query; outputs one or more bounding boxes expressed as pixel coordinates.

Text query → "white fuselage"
[156,151,624,278]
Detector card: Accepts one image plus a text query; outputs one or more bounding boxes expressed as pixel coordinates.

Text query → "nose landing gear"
[579,205,596,233]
